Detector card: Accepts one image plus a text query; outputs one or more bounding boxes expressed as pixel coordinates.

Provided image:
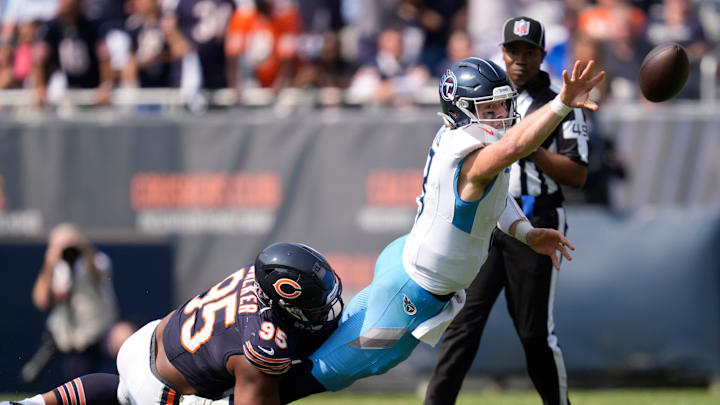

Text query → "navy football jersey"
[162,265,326,397]
[166,0,235,89]
[83,0,128,36]
[38,16,102,89]
[126,15,172,88]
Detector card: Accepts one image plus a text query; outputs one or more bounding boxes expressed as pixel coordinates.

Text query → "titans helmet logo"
[440,70,457,102]
[273,278,302,299]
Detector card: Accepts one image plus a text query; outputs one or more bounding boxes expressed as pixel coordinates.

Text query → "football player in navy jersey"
[161,0,235,90]
[4,242,343,405]
[33,0,114,106]
[124,0,174,88]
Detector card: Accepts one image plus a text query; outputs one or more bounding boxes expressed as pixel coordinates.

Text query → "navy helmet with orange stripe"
[254,242,344,332]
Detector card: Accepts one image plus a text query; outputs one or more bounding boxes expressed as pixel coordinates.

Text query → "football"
[638,43,689,102]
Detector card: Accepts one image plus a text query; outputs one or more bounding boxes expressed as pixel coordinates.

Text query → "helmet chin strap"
[472,122,506,142]
[492,126,508,138]
[437,112,456,128]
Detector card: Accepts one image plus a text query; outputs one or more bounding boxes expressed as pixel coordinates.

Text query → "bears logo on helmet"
[273,278,302,299]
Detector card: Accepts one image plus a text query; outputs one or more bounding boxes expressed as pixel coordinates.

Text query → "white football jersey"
[403,124,510,295]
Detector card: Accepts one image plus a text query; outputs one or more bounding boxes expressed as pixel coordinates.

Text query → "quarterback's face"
[475,100,508,129]
[502,42,545,88]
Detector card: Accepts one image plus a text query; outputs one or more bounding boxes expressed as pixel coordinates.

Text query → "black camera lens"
[61,246,81,265]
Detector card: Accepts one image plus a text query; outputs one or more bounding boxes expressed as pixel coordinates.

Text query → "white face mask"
[438,86,520,130]
[456,87,519,130]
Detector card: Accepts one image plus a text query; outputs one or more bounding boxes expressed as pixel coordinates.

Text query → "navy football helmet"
[254,242,343,332]
[439,57,519,129]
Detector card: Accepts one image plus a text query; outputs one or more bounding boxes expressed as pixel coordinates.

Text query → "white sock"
[21,395,45,405]
[179,395,229,405]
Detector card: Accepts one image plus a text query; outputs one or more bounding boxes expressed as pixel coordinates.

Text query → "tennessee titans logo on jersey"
[402,295,417,315]
[440,70,457,102]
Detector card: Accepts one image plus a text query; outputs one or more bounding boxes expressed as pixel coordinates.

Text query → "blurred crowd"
[0,0,717,107]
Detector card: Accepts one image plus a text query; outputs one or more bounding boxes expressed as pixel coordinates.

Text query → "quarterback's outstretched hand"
[527,228,575,270]
[558,60,606,111]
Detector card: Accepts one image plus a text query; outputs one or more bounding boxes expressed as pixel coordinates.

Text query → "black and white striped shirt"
[508,71,590,204]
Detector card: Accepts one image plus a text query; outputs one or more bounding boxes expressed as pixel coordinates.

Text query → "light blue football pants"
[309,235,448,391]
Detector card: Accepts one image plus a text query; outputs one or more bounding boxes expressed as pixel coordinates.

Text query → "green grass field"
[3,389,716,404]
[292,389,716,405]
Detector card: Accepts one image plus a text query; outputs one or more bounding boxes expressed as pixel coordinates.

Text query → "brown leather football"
[638,43,689,102]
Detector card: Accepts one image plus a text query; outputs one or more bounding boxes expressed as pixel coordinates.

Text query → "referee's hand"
[527,228,575,270]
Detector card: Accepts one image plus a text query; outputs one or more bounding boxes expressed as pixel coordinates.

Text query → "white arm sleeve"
[497,195,533,244]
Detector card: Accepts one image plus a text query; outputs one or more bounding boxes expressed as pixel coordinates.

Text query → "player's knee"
[107,321,136,359]
[519,334,550,349]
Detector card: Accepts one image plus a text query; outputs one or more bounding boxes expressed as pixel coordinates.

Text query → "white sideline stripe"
[548,206,569,404]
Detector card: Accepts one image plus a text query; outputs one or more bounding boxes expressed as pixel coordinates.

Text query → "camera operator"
[27,223,135,381]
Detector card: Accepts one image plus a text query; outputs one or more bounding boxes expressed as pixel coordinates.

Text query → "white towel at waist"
[411,289,466,347]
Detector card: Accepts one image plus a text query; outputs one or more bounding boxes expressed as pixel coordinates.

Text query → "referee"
[424,17,589,405]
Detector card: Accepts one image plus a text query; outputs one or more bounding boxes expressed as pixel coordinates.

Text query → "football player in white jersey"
[275,57,603,403]
[157,57,604,405]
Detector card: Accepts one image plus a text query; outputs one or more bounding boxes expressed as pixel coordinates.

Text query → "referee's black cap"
[502,16,546,51]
